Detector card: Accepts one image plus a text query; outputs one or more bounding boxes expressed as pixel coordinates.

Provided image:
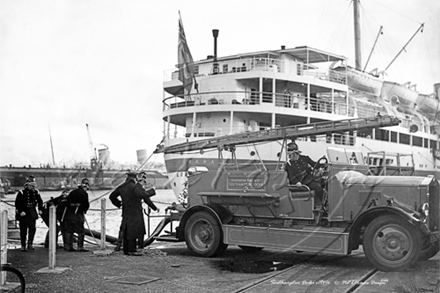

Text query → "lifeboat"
[416,93,439,117]
[333,66,383,96]
[381,81,418,108]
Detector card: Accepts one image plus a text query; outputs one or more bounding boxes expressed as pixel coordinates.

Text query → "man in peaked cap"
[135,171,157,249]
[110,171,159,255]
[284,141,324,207]
[59,178,90,252]
[15,176,43,251]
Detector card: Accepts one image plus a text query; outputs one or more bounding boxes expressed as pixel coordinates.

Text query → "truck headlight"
[418,203,429,222]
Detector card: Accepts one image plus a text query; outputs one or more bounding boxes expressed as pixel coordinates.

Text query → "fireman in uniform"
[110,172,159,256]
[284,142,324,207]
[60,178,90,252]
[41,188,70,248]
[135,171,157,248]
[15,176,43,251]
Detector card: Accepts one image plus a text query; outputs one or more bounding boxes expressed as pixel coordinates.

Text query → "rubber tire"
[1,264,26,293]
[419,237,439,261]
[238,245,264,252]
[185,211,227,257]
[363,215,421,271]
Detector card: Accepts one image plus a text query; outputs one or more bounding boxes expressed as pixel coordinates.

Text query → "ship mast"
[353,0,362,70]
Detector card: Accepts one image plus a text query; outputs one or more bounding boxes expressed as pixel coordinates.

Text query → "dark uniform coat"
[284,154,317,185]
[15,188,43,221]
[41,194,68,226]
[109,179,157,240]
[59,186,89,233]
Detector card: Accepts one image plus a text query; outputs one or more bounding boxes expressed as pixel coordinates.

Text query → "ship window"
[413,136,423,147]
[296,63,301,75]
[334,133,342,144]
[430,139,437,149]
[223,64,228,73]
[193,65,199,75]
[376,128,389,142]
[424,138,429,148]
[399,133,410,145]
[390,131,397,143]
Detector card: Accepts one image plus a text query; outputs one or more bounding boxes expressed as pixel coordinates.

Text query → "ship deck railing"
[164,90,382,119]
[164,57,347,85]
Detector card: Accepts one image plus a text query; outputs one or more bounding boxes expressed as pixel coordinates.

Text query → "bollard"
[36,205,69,274]
[48,205,56,269]
[1,210,7,285]
[100,198,106,250]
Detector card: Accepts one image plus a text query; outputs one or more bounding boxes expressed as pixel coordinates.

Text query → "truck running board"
[223,225,349,255]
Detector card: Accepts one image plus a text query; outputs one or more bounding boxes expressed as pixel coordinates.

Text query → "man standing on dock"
[110,172,159,256]
[135,171,157,249]
[60,178,90,252]
[15,176,43,251]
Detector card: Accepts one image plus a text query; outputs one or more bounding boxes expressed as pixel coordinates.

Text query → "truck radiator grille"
[429,184,439,232]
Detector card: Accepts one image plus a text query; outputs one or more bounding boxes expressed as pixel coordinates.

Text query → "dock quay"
[1,240,438,293]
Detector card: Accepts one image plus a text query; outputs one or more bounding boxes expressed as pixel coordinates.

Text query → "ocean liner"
[159,3,439,198]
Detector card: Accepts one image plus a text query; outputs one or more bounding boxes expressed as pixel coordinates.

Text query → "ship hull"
[0,167,169,192]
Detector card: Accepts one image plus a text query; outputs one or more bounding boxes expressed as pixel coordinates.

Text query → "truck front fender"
[348,206,427,252]
[177,204,233,240]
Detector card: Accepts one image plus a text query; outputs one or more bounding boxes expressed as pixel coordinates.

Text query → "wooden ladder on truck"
[155,115,402,154]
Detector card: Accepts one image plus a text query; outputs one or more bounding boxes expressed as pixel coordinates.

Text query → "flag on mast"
[178,12,196,97]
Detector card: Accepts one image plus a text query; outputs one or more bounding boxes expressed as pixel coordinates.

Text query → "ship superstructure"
[160,6,439,198]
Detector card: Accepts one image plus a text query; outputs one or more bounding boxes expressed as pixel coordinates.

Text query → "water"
[1,188,177,247]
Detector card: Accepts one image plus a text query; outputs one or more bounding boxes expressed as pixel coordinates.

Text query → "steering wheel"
[317,156,328,166]
[313,156,328,181]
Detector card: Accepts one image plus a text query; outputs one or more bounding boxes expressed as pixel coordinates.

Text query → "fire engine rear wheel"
[363,215,421,271]
[185,211,227,257]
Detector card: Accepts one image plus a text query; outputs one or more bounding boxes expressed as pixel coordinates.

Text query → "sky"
[1,0,439,167]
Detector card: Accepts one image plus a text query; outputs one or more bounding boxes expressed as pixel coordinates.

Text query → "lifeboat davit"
[381,81,418,108]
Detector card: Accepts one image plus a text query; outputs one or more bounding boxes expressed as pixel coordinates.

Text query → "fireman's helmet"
[287,142,301,154]
[25,176,37,188]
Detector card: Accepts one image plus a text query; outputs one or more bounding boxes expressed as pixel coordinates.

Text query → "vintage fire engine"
[152,116,439,271]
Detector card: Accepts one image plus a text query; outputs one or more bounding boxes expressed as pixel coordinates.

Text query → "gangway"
[155,116,401,154]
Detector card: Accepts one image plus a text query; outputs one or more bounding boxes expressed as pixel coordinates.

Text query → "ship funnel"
[212,29,219,74]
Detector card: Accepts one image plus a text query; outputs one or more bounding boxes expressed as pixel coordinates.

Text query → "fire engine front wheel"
[185,211,228,257]
[363,215,421,271]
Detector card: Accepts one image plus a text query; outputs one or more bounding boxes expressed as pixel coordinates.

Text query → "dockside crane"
[86,123,99,170]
